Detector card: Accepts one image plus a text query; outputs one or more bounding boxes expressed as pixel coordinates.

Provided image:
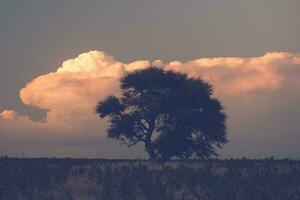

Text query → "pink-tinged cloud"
[1,50,300,158]
[2,50,300,132]
[10,51,155,134]
[0,110,17,120]
[165,52,300,95]
[0,110,42,134]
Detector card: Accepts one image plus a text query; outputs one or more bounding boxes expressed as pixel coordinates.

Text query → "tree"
[96,67,227,163]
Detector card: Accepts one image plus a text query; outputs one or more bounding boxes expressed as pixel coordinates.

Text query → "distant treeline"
[0,157,299,200]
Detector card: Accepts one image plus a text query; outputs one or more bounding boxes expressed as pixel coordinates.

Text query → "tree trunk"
[145,118,157,161]
[145,141,156,161]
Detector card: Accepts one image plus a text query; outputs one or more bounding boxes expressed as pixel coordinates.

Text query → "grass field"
[0,157,299,200]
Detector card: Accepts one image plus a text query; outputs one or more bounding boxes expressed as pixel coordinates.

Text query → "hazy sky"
[0,0,300,158]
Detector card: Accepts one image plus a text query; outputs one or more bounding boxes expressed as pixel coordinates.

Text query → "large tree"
[96,67,227,162]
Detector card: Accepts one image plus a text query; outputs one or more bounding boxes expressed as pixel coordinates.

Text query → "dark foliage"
[96,67,227,162]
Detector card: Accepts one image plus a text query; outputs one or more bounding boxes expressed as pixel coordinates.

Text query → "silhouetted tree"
[96,67,227,162]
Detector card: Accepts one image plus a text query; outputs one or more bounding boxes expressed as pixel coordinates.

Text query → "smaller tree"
[96,67,227,162]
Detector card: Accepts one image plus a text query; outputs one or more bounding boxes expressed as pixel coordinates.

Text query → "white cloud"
[0,110,17,120]
[165,52,300,95]
[1,50,300,158]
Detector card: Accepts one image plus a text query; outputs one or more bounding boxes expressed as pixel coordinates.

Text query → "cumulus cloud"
[1,50,300,158]
[165,52,300,95]
[0,109,44,139]
[0,110,17,120]
[16,51,163,131]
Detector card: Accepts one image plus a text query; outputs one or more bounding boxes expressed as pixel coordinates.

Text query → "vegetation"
[96,67,227,163]
[0,157,299,200]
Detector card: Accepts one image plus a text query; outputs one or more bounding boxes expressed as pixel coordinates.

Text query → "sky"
[0,0,300,158]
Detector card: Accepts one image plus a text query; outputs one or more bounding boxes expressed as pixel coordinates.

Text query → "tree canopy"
[96,67,227,162]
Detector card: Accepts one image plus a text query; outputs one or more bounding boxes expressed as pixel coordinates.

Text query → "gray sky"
[0,0,300,158]
[1,0,300,114]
